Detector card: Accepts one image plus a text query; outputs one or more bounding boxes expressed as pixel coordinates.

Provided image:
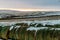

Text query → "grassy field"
[0,23,60,40]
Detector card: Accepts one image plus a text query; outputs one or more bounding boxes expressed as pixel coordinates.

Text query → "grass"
[0,23,60,40]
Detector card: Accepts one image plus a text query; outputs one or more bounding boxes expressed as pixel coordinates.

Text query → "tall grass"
[0,23,60,40]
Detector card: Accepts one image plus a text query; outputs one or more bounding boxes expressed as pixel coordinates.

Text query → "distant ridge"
[0,10,60,21]
[0,10,60,16]
[0,10,60,20]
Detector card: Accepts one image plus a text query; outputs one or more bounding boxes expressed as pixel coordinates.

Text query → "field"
[0,11,60,40]
[0,20,60,40]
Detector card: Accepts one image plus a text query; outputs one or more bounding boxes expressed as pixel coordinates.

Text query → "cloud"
[0,0,60,9]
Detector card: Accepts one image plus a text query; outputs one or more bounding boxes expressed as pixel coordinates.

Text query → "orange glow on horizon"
[0,8,60,11]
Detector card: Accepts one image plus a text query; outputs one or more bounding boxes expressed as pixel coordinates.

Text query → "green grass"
[0,23,60,40]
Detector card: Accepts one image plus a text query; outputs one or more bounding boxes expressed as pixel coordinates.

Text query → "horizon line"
[0,8,60,11]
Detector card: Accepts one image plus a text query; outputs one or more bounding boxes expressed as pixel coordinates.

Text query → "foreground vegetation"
[0,23,60,40]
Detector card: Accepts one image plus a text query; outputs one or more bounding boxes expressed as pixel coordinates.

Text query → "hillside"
[0,10,60,20]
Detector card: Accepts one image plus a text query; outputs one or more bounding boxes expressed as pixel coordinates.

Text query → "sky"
[0,0,60,11]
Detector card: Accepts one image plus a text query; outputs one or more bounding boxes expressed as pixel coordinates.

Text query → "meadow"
[0,22,60,40]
